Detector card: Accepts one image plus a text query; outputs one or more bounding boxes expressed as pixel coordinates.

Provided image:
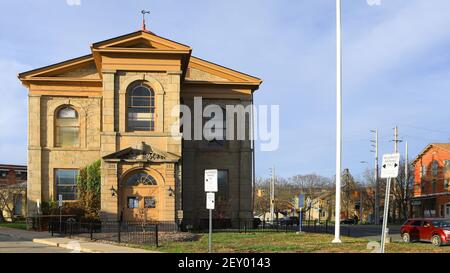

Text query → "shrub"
[77,160,101,219]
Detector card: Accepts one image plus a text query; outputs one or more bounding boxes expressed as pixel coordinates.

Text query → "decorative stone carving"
[102,141,179,163]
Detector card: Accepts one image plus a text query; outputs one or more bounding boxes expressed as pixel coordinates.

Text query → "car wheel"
[402,233,411,243]
[431,235,442,247]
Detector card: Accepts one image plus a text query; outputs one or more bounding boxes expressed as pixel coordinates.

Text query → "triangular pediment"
[92,30,191,51]
[103,142,180,163]
[18,55,101,81]
[186,56,262,85]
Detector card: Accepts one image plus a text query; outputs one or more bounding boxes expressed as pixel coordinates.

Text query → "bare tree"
[0,183,26,222]
[392,160,414,222]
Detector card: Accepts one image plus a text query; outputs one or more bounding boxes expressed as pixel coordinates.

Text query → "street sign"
[298,194,305,209]
[204,169,218,192]
[380,153,400,179]
[58,194,63,207]
[206,192,215,210]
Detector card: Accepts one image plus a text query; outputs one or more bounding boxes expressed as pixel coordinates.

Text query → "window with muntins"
[431,161,439,176]
[55,106,79,147]
[55,169,78,201]
[127,84,155,131]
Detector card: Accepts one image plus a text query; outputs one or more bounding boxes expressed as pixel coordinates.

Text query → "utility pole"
[370,129,380,224]
[393,126,402,153]
[404,141,409,219]
[391,126,402,222]
[360,187,363,224]
[269,166,275,222]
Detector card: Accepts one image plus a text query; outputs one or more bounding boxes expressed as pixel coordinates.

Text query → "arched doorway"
[120,171,160,222]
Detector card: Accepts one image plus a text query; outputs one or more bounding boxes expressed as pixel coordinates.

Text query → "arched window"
[125,172,157,186]
[431,161,439,176]
[127,83,155,131]
[55,106,79,147]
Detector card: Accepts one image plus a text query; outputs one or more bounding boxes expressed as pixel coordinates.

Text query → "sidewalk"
[32,237,158,253]
[0,227,158,253]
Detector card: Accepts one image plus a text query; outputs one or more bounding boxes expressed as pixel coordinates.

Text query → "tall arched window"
[55,106,79,147]
[431,160,439,177]
[127,83,155,131]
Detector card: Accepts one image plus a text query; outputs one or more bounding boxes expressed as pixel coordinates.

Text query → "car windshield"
[431,220,450,228]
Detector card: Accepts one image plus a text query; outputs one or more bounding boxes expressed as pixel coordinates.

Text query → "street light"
[333,0,343,244]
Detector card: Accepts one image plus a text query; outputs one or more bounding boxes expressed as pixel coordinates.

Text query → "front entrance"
[120,171,160,222]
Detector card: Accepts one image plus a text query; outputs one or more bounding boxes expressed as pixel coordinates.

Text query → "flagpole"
[333,0,342,244]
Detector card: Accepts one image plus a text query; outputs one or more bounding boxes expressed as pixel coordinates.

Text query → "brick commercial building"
[0,164,27,220]
[18,27,262,227]
[0,164,27,186]
[412,143,450,218]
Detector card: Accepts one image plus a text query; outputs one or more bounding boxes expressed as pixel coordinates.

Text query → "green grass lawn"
[139,232,450,253]
[0,222,27,230]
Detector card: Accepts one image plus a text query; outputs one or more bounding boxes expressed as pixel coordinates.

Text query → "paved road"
[299,224,403,241]
[0,227,71,253]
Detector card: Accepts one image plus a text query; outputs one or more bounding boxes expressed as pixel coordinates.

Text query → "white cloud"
[66,0,81,6]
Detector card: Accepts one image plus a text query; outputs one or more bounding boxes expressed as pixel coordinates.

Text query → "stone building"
[18,28,262,227]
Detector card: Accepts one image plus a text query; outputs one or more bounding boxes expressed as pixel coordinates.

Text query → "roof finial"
[141,10,150,31]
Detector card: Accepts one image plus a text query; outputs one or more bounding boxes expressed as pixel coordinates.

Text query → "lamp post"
[333,0,343,244]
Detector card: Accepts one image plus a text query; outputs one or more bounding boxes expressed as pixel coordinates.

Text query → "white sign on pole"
[204,169,218,192]
[206,192,215,210]
[380,153,400,179]
[58,194,63,207]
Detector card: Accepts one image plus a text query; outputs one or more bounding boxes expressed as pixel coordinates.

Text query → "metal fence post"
[90,222,93,240]
[325,220,328,233]
[244,222,247,234]
[155,224,159,247]
[118,221,121,243]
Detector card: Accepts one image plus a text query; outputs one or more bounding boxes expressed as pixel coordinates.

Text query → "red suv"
[401,218,450,247]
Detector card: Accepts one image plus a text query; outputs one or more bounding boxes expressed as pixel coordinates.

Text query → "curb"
[32,238,99,253]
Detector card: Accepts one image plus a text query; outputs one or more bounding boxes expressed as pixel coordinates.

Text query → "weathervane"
[141,10,150,31]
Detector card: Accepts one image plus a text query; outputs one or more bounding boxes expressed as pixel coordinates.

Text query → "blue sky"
[2,0,450,180]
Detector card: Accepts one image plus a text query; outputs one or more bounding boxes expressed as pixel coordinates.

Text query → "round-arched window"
[55,106,79,147]
[125,172,157,186]
[127,83,155,131]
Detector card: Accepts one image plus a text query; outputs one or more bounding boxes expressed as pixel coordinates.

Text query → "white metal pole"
[333,0,342,244]
[208,208,212,253]
[380,178,392,253]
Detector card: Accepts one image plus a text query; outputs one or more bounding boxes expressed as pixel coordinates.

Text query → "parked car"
[401,218,450,247]
[281,216,299,226]
[340,219,357,225]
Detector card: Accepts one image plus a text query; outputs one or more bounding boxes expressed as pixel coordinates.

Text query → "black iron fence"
[182,218,353,237]
[45,218,354,247]
[47,220,181,247]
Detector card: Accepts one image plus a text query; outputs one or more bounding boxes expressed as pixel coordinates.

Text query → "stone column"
[238,99,253,221]
[158,163,176,222]
[100,70,119,221]
[27,95,42,216]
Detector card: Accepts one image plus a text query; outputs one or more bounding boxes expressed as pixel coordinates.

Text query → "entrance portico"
[102,142,180,222]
